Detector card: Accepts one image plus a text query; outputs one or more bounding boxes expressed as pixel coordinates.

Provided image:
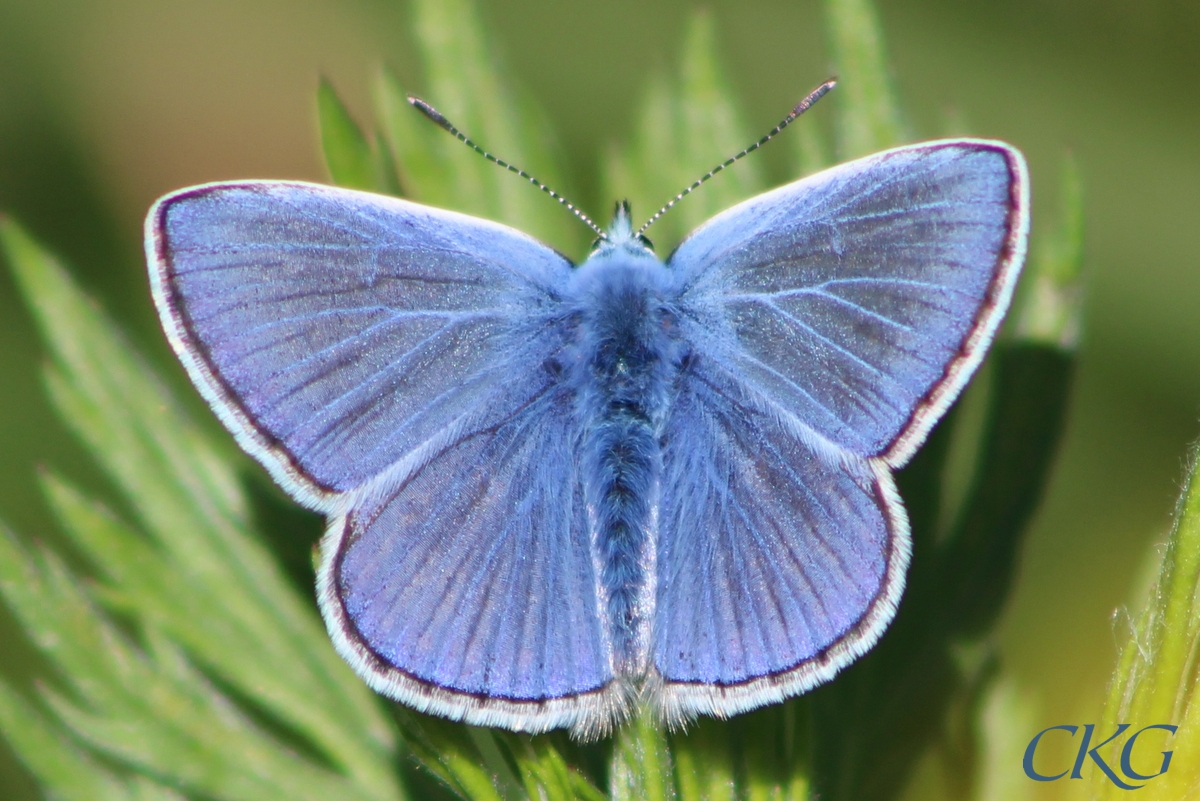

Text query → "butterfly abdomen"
[570,254,682,674]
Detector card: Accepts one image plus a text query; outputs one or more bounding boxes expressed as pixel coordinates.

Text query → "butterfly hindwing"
[318,369,621,734]
[147,181,573,507]
[667,141,1028,464]
[652,355,907,720]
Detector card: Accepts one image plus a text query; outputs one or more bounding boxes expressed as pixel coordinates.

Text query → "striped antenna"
[408,96,607,240]
[636,79,837,238]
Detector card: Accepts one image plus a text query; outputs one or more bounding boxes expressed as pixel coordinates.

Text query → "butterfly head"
[592,200,654,257]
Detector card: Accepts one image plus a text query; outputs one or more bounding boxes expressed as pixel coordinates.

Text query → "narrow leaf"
[824,0,905,155]
[1014,153,1084,349]
[376,0,584,256]
[603,11,763,252]
[0,534,142,801]
[319,78,381,191]
[392,712,516,801]
[0,525,373,801]
[1094,444,1200,799]
[935,344,1074,637]
[0,674,189,801]
[788,113,832,179]
[510,735,601,801]
[0,218,406,799]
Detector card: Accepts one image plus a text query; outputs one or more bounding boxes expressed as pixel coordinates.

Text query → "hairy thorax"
[563,248,688,675]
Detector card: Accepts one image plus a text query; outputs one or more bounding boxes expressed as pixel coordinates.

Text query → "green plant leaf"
[374,0,584,258]
[1014,153,1084,349]
[602,11,765,253]
[788,110,833,179]
[933,344,1074,639]
[1094,443,1200,799]
[0,218,405,800]
[0,557,186,801]
[611,709,674,801]
[319,77,378,190]
[824,0,906,156]
[671,719,736,801]
[390,711,605,801]
[318,78,402,195]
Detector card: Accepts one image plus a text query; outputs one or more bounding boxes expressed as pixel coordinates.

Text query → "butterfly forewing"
[148,181,573,506]
[667,141,1027,464]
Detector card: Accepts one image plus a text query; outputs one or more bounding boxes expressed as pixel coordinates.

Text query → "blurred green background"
[0,0,1197,797]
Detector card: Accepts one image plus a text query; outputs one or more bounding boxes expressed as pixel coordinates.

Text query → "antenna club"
[793,79,836,115]
[407,96,453,131]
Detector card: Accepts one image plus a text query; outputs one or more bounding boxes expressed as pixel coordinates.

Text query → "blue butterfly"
[145,89,1028,737]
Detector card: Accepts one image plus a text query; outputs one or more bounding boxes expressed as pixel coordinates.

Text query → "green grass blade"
[507,734,600,801]
[738,705,812,801]
[824,0,905,156]
[934,344,1073,638]
[603,11,764,252]
[319,78,380,191]
[391,712,527,801]
[667,11,766,233]
[374,0,583,257]
[0,533,145,801]
[318,78,401,194]
[0,526,372,801]
[374,67,455,206]
[0,675,188,801]
[788,111,832,179]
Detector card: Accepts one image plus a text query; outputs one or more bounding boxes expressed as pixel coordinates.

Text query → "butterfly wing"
[147,181,572,508]
[666,140,1028,465]
[150,182,617,730]
[318,375,620,735]
[653,141,1027,716]
[652,358,907,720]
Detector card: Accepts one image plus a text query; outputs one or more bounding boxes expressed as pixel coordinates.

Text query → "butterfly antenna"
[408,96,607,240]
[636,79,836,238]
